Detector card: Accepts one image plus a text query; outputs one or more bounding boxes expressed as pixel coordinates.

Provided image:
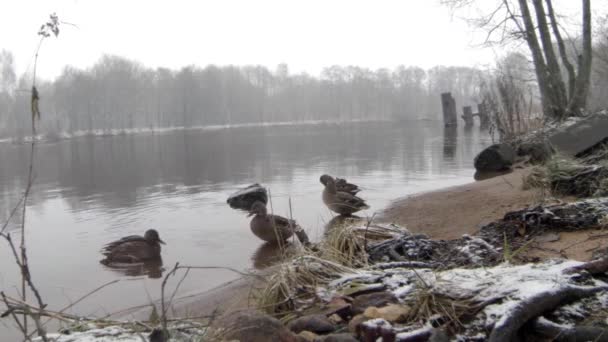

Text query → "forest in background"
[0,13,607,139]
[0,56,484,139]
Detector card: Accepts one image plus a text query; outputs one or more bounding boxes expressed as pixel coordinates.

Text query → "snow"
[323,258,608,339]
[37,327,143,342]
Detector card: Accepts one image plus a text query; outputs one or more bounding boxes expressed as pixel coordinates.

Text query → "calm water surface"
[0,120,490,335]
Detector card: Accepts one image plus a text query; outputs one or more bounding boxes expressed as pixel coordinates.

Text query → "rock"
[226,184,268,211]
[348,314,368,334]
[287,314,336,334]
[474,143,516,172]
[319,333,359,342]
[298,330,319,342]
[549,113,608,157]
[324,296,352,321]
[215,310,300,342]
[429,328,450,342]
[351,291,398,314]
[328,314,343,324]
[517,140,554,164]
[363,304,410,323]
[535,232,561,243]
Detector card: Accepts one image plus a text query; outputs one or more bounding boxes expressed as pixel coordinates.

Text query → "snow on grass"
[325,258,608,337]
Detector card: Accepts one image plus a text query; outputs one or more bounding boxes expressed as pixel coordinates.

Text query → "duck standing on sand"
[320,174,370,216]
[100,229,165,264]
[248,201,299,243]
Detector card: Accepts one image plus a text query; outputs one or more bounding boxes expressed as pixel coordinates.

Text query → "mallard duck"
[320,174,370,215]
[100,229,165,264]
[248,201,296,243]
[319,175,361,195]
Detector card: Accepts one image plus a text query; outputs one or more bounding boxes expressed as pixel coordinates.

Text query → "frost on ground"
[324,258,608,340]
[34,323,207,342]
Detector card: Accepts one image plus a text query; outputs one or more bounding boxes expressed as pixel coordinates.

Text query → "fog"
[0,54,485,138]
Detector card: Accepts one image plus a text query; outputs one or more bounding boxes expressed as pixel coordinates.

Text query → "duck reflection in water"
[251,241,297,270]
[101,258,165,279]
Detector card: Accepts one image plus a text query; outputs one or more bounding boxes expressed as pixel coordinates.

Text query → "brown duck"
[248,201,297,243]
[320,175,361,195]
[320,174,369,215]
[100,229,165,264]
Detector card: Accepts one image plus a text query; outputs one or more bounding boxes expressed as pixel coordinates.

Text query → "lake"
[0,120,490,336]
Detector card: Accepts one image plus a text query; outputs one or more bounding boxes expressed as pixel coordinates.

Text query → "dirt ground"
[379,168,541,240]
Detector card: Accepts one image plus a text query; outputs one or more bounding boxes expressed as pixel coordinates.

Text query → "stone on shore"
[287,314,336,334]
[319,333,359,342]
[549,112,608,157]
[226,183,268,211]
[215,310,300,342]
[474,143,516,172]
[351,291,398,314]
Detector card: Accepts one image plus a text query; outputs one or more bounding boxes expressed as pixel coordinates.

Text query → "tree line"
[0,55,483,139]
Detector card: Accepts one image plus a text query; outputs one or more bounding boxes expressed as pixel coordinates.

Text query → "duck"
[248,201,297,243]
[320,174,370,216]
[100,229,165,264]
[319,175,361,195]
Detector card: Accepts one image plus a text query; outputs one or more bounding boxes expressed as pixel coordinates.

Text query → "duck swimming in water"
[320,174,369,216]
[100,229,165,264]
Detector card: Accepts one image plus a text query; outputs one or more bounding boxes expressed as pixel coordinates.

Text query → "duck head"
[144,229,166,245]
[319,174,333,186]
[248,201,268,217]
[320,174,337,193]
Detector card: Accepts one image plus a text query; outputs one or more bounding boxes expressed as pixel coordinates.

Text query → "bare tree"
[442,0,593,120]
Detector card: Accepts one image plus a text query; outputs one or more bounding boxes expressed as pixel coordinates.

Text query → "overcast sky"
[0,0,600,80]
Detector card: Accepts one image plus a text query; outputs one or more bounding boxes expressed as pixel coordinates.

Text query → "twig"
[363,212,377,251]
[0,195,25,235]
[0,292,29,341]
[161,262,180,337]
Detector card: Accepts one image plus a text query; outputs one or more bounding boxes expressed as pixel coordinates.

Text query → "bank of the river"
[157,166,608,322]
[135,168,592,318]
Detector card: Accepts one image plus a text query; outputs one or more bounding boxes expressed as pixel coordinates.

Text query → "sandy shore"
[146,167,608,320]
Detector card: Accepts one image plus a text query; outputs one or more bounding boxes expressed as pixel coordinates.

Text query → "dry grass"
[255,219,406,318]
[319,219,402,268]
[256,255,355,318]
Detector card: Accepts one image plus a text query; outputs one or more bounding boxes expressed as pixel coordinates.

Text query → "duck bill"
[247,211,255,217]
[158,238,166,245]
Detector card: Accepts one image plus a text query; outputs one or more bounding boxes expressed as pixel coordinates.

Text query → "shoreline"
[128,166,608,322]
[145,168,545,320]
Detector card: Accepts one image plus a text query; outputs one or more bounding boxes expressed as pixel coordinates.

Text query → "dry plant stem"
[20,139,36,336]
[0,195,25,234]
[363,212,377,251]
[160,263,261,336]
[1,292,30,341]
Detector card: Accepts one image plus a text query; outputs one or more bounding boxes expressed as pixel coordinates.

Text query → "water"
[0,120,490,336]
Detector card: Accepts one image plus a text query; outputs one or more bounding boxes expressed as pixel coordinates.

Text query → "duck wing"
[335,178,361,195]
[335,191,369,210]
[270,214,297,229]
[101,235,146,256]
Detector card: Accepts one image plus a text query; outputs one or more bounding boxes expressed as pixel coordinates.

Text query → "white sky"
[0,0,601,80]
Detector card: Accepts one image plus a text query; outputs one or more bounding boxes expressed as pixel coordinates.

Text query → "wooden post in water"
[441,92,457,127]
[462,106,474,127]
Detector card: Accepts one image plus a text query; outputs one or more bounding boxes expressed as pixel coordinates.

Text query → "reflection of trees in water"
[0,121,487,222]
